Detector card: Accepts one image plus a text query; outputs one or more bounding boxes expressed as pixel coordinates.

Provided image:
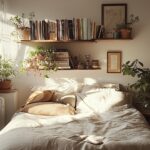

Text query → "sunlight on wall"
[0,0,31,63]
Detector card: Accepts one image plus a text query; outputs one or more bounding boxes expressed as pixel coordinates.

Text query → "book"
[68,20,74,40]
[54,51,69,59]
[48,20,57,40]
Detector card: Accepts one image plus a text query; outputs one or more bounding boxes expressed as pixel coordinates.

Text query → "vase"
[0,80,12,90]
[18,27,30,40]
[120,28,132,39]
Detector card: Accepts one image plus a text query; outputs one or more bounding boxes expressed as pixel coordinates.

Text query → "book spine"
[29,20,33,40]
[83,18,88,40]
[68,20,74,40]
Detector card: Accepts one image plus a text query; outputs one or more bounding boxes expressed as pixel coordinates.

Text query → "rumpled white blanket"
[0,105,150,150]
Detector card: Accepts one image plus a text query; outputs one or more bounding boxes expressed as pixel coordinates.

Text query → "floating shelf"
[20,39,96,43]
[20,38,132,43]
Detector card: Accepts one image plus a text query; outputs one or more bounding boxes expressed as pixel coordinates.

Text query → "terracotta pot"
[120,28,132,39]
[0,80,12,90]
[18,27,30,40]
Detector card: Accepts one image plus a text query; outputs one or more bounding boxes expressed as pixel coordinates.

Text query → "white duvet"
[0,105,150,150]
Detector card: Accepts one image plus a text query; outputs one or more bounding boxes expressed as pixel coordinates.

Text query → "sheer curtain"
[0,0,5,55]
[0,0,5,40]
[0,0,10,56]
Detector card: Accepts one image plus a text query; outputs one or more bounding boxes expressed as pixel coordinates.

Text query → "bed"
[0,80,150,150]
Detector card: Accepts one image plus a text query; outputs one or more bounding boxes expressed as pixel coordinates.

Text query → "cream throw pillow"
[22,102,75,116]
[26,90,54,105]
[59,94,76,108]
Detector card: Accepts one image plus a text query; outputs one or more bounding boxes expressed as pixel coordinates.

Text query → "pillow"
[81,83,120,93]
[76,88,132,114]
[26,90,55,105]
[21,102,75,116]
[59,94,77,108]
[31,78,83,94]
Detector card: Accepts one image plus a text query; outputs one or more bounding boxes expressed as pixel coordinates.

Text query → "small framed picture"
[102,3,127,38]
[107,51,122,73]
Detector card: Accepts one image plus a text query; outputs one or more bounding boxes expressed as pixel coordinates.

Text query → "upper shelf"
[21,39,96,43]
[20,38,133,43]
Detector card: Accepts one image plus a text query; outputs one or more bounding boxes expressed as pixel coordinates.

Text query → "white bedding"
[0,105,150,150]
[0,82,150,150]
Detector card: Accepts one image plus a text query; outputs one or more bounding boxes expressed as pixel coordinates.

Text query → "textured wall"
[1,0,150,106]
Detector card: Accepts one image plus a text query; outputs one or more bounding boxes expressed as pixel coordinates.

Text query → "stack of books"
[54,50,71,69]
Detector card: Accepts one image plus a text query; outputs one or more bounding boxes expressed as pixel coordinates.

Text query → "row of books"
[29,18,97,41]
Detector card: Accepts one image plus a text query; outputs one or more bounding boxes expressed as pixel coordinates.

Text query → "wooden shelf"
[96,38,133,41]
[20,38,132,43]
[58,68,101,70]
[21,39,96,43]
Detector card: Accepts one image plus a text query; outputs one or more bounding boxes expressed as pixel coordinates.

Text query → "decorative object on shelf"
[22,46,57,78]
[96,25,104,39]
[91,60,100,69]
[116,14,139,39]
[122,59,150,110]
[0,55,16,90]
[84,54,91,69]
[10,12,35,40]
[102,3,127,39]
[107,51,122,73]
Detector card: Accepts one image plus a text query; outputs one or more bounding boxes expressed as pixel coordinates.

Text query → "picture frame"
[102,3,127,38]
[107,51,122,73]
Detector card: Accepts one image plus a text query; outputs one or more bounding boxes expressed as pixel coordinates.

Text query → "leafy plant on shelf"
[122,59,150,109]
[117,14,139,30]
[22,46,58,78]
[115,14,139,39]
[10,12,35,40]
[0,55,16,90]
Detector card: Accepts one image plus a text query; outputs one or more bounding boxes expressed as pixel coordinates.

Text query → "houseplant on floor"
[0,55,16,90]
[122,59,150,111]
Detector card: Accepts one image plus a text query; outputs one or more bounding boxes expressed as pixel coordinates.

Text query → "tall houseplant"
[122,59,150,110]
[0,55,16,90]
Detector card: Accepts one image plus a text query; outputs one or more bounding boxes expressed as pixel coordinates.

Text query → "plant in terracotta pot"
[116,14,139,39]
[122,59,150,111]
[22,46,58,78]
[0,55,16,90]
[10,12,35,40]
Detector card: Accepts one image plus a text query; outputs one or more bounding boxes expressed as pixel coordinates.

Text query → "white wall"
[1,0,150,107]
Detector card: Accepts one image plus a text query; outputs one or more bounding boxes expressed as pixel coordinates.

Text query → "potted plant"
[0,55,16,90]
[122,59,150,111]
[116,14,139,39]
[10,12,35,40]
[22,46,58,78]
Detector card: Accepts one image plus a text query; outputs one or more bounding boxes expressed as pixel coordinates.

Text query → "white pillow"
[76,88,132,114]
[81,83,120,93]
[31,78,83,95]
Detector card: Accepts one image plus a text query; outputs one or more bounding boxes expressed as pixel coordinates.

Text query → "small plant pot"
[18,27,30,40]
[0,80,12,90]
[120,28,132,39]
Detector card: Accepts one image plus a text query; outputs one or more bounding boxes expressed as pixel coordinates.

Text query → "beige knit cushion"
[22,102,75,116]
[26,90,54,105]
